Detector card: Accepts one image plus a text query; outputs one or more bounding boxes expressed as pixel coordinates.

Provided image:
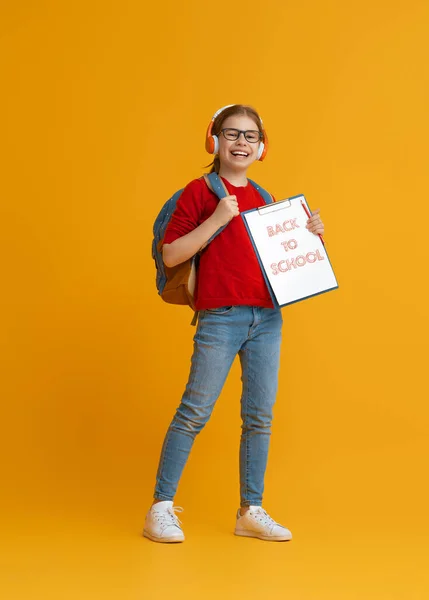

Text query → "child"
[144,104,325,543]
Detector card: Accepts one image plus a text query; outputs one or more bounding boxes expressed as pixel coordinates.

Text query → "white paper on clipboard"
[241,195,338,307]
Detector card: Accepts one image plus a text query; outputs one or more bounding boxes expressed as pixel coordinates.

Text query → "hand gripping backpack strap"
[202,173,230,244]
[204,173,273,234]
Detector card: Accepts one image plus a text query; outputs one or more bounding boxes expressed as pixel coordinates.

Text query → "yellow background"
[1,1,428,598]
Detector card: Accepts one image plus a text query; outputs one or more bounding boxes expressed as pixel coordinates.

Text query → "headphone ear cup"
[205,121,216,154]
[205,134,219,155]
[206,136,214,154]
[258,130,268,161]
[212,135,219,155]
[257,141,265,161]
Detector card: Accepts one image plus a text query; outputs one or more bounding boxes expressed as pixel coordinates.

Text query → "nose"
[236,132,248,144]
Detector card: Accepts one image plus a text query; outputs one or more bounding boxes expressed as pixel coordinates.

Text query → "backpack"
[152,172,273,317]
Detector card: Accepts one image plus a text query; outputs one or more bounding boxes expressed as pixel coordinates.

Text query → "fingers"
[306,208,320,223]
[306,208,324,234]
[216,195,239,223]
[306,217,322,227]
[225,195,239,216]
[307,220,324,232]
[231,205,240,218]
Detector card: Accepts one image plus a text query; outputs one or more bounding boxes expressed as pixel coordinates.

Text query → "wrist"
[208,212,225,229]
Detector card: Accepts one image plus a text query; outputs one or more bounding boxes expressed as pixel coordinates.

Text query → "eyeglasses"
[220,128,262,143]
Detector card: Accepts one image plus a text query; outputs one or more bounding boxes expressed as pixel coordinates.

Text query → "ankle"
[240,507,250,516]
[152,498,173,507]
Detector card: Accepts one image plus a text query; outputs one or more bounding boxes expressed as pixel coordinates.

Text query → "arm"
[163,195,239,268]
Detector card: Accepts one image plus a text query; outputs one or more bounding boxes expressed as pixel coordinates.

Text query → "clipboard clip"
[257,197,293,215]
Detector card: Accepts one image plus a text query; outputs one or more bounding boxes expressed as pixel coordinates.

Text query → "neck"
[218,165,248,187]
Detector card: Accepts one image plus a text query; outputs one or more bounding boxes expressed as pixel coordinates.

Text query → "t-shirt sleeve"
[163,178,205,245]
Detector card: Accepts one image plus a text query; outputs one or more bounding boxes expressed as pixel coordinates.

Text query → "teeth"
[232,152,248,156]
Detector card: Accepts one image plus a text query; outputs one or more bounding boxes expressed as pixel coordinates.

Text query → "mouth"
[231,151,249,158]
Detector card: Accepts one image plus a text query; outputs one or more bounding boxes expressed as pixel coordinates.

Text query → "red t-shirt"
[163,176,275,311]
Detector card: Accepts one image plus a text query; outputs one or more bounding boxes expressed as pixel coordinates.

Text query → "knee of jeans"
[173,407,210,435]
[241,412,273,432]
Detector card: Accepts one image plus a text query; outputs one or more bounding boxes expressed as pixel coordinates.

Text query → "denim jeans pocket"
[205,306,234,315]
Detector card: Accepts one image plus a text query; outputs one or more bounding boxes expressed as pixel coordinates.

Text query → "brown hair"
[205,104,264,174]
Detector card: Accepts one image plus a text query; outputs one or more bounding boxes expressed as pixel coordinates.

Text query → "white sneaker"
[234,506,292,541]
[143,501,185,543]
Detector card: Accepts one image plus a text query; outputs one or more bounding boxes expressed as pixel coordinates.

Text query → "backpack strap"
[202,173,230,245]
[205,173,274,205]
[204,172,229,199]
[248,179,274,205]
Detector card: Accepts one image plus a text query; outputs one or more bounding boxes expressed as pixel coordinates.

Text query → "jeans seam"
[154,425,173,498]
[244,344,250,506]
[246,345,250,504]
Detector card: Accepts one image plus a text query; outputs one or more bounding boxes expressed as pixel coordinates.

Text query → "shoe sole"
[234,529,292,542]
[143,529,184,543]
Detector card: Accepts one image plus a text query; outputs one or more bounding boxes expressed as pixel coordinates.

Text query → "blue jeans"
[154,305,283,507]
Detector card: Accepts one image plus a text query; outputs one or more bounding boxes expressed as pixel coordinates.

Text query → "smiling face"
[217,114,262,175]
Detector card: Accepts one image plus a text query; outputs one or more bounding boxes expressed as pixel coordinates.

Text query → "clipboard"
[241,194,339,308]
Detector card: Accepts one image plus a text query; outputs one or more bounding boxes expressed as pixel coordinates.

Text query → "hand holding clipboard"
[302,203,325,245]
[242,194,338,308]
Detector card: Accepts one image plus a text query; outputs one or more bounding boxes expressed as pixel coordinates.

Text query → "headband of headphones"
[205,104,268,162]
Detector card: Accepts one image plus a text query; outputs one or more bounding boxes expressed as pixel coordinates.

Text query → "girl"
[144,104,325,543]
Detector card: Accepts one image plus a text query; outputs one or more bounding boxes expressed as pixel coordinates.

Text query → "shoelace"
[251,507,279,531]
[154,506,184,532]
